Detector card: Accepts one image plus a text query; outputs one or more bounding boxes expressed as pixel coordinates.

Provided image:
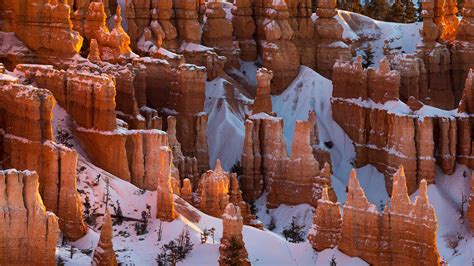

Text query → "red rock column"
[231,0,257,61]
[196,159,230,217]
[252,68,273,114]
[156,146,177,221]
[468,173,474,233]
[93,209,118,266]
[173,0,202,44]
[218,203,250,266]
[308,187,341,251]
[314,0,351,79]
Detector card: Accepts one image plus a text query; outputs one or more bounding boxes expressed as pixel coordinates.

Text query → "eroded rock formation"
[307,187,341,251]
[156,146,177,221]
[468,172,474,232]
[315,0,351,79]
[332,57,440,194]
[196,159,230,217]
[231,0,257,61]
[0,77,87,241]
[0,169,60,265]
[286,0,316,68]
[92,209,118,266]
[336,168,440,265]
[218,203,250,266]
[255,0,300,94]
[252,68,273,114]
[240,113,336,208]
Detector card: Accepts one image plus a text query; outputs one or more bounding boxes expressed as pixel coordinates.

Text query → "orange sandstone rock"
[181,178,194,205]
[468,173,474,232]
[0,170,60,265]
[231,0,257,61]
[156,146,177,221]
[93,209,118,266]
[307,187,341,251]
[219,203,250,266]
[252,68,273,114]
[196,159,230,217]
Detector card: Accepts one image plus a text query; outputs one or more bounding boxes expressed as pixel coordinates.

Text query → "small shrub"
[282,216,305,243]
[268,215,276,231]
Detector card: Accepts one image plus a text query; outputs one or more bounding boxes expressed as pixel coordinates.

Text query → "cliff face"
[0,169,60,265]
[218,203,251,266]
[231,0,257,61]
[318,168,440,265]
[240,113,336,208]
[156,146,177,221]
[285,0,315,69]
[332,57,440,195]
[0,77,87,241]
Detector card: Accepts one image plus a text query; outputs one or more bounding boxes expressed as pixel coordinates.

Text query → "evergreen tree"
[416,1,423,22]
[282,216,305,243]
[388,0,406,23]
[364,0,389,21]
[362,44,375,68]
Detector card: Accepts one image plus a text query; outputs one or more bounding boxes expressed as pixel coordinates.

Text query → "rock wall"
[0,169,60,265]
[468,173,474,232]
[335,168,440,265]
[92,209,118,266]
[332,57,441,194]
[218,203,250,266]
[0,80,87,241]
[240,113,336,208]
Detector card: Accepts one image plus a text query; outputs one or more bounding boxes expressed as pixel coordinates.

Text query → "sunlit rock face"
[240,113,336,208]
[451,0,474,104]
[92,209,118,266]
[219,203,250,266]
[0,75,87,241]
[252,68,273,115]
[12,0,83,61]
[156,146,177,222]
[0,169,60,265]
[416,0,454,110]
[196,159,230,217]
[335,168,440,265]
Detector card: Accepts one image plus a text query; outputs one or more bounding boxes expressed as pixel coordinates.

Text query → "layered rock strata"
[255,0,300,94]
[202,0,240,68]
[0,78,87,241]
[417,0,454,109]
[307,187,341,251]
[336,168,440,265]
[0,169,60,265]
[240,113,336,208]
[314,0,351,79]
[92,209,118,266]
[218,203,250,266]
[231,0,257,61]
[451,0,474,103]
[332,57,443,194]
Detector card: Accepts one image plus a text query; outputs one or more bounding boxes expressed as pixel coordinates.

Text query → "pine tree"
[364,0,390,21]
[388,0,406,23]
[362,44,375,68]
[282,216,305,243]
